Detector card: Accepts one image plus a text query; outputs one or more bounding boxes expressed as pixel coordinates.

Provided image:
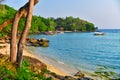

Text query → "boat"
[56,31,64,34]
[43,31,55,35]
[94,32,104,35]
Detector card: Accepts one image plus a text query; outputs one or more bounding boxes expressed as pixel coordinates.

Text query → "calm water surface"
[29,29,120,74]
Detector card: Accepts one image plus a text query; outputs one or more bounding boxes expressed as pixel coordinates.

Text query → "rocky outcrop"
[74,71,85,78]
[74,71,93,80]
[0,36,11,43]
[45,70,94,80]
[26,38,49,47]
[0,36,49,47]
[77,77,93,80]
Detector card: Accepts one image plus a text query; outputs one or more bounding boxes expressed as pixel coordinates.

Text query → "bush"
[0,55,52,80]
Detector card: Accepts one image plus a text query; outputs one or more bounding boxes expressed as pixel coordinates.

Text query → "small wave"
[57,61,64,64]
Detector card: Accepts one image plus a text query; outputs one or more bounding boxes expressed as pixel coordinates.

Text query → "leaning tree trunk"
[10,13,21,63]
[16,0,35,67]
[0,19,13,31]
[10,8,27,63]
[10,0,39,63]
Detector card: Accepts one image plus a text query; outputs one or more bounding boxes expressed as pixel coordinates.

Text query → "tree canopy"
[0,4,96,37]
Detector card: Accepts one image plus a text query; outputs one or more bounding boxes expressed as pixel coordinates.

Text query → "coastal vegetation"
[0,1,82,80]
[0,4,96,37]
[2,1,120,80]
[0,54,51,80]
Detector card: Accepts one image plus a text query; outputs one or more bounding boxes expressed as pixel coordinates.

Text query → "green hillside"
[0,4,96,37]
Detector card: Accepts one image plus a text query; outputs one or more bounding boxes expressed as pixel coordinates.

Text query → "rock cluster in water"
[0,36,49,47]
[26,38,49,47]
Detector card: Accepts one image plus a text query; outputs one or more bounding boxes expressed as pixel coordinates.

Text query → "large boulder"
[42,43,49,47]
[27,38,39,44]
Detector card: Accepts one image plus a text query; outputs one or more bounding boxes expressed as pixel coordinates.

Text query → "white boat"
[94,32,104,35]
[57,31,64,34]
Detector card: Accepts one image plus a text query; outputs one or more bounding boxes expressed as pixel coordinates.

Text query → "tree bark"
[16,0,35,67]
[0,19,13,31]
[10,0,39,63]
[10,13,21,63]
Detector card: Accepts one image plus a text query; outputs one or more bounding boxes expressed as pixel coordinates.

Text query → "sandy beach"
[0,43,97,80]
[0,43,68,76]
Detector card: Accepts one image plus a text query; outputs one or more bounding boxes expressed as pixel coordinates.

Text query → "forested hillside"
[0,4,96,37]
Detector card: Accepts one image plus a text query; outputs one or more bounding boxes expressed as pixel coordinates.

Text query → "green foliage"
[94,66,119,80]
[0,4,16,37]
[0,31,7,37]
[0,55,52,80]
[0,66,15,80]
[15,60,46,80]
[18,18,26,31]
[55,16,96,31]
[0,4,96,37]
[0,4,16,23]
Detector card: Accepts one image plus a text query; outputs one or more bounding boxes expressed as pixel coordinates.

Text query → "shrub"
[0,54,52,80]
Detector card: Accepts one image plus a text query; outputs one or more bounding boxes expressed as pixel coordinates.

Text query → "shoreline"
[0,43,97,79]
[25,46,78,75]
[25,47,98,77]
[24,47,69,76]
[0,43,68,76]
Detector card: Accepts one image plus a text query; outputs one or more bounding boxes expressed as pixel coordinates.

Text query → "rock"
[26,38,49,47]
[5,39,10,43]
[33,44,40,47]
[77,77,93,80]
[28,38,39,44]
[63,76,76,80]
[23,56,47,74]
[0,45,6,49]
[42,43,49,47]
[74,71,84,78]
[0,39,5,44]
[0,36,11,43]
[40,38,49,43]
[54,75,65,80]
[41,38,47,41]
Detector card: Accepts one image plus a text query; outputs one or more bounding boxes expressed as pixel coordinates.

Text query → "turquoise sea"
[28,29,120,75]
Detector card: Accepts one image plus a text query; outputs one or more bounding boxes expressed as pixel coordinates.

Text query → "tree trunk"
[10,0,39,64]
[10,13,21,63]
[0,19,13,31]
[16,0,34,67]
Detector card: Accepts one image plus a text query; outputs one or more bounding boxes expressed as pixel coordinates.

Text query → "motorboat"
[94,32,104,35]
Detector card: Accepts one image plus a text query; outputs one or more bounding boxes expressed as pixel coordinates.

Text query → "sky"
[2,0,120,29]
